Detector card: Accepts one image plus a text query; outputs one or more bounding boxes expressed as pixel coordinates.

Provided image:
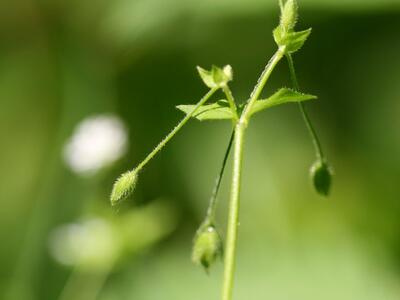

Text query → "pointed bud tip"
[110,170,138,206]
[310,160,333,197]
[280,0,298,32]
[223,65,233,81]
[192,225,222,272]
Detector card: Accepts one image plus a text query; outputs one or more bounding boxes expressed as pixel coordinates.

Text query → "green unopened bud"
[310,160,333,196]
[280,0,298,32]
[197,65,233,89]
[212,65,233,86]
[110,170,138,206]
[274,1,311,54]
[192,225,222,272]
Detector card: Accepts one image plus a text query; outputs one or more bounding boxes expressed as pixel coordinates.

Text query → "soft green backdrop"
[1,0,400,299]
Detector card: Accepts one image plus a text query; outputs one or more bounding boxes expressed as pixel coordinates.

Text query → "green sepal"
[250,88,317,116]
[176,100,234,121]
[197,67,215,89]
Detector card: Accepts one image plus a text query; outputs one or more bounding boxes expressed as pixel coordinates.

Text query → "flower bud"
[110,170,138,206]
[197,65,233,88]
[212,65,233,86]
[192,225,222,272]
[310,160,333,196]
[280,0,298,32]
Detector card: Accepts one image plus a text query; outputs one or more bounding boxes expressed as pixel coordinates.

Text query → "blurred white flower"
[49,219,120,271]
[63,114,128,175]
[49,202,177,271]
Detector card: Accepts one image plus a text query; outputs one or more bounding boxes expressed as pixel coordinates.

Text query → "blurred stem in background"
[5,40,116,300]
[286,54,325,161]
[58,265,113,300]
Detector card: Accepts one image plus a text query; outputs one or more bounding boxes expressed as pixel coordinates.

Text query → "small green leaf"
[250,88,317,115]
[285,28,312,53]
[310,160,333,196]
[273,25,284,46]
[274,27,312,54]
[110,170,138,206]
[176,100,234,121]
[197,65,233,88]
[197,66,215,88]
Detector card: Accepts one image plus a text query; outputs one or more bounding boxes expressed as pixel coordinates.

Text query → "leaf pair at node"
[177,88,316,121]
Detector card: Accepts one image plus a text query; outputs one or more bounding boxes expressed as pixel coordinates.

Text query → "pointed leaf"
[250,88,317,115]
[285,28,312,53]
[176,100,234,121]
[274,27,311,54]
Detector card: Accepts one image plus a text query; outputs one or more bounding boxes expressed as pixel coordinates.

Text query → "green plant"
[110,1,333,299]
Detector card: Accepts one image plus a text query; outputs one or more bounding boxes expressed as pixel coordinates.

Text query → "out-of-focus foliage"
[1,0,400,299]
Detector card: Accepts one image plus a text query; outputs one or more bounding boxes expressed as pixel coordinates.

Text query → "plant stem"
[135,87,218,172]
[244,48,285,119]
[206,130,235,223]
[221,124,244,300]
[286,54,325,161]
[221,48,285,300]
[58,265,112,300]
[222,85,239,121]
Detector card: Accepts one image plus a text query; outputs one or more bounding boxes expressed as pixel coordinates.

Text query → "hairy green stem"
[221,48,285,300]
[244,48,285,119]
[286,54,325,160]
[221,124,244,300]
[135,88,218,172]
[205,130,235,223]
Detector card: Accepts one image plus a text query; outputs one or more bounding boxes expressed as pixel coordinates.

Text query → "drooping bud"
[192,224,222,272]
[110,170,138,206]
[280,0,298,32]
[310,160,333,196]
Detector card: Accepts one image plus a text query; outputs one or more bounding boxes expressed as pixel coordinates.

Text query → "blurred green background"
[1,0,400,299]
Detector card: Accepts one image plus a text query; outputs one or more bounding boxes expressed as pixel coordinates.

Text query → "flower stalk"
[221,47,285,300]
